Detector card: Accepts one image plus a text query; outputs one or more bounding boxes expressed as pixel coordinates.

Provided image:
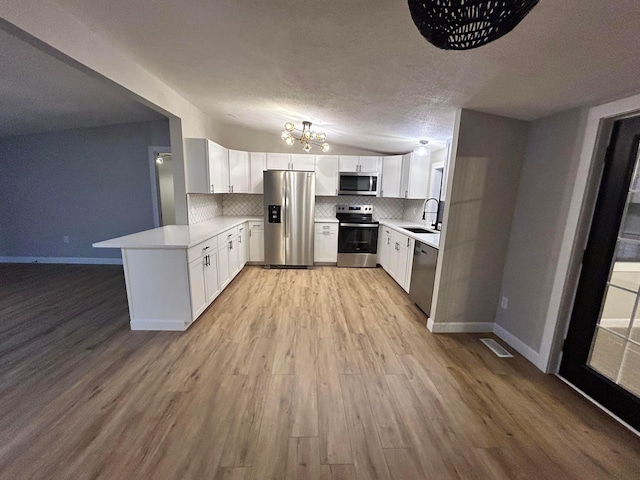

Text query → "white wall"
[0,120,170,261]
[494,108,588,366]
[429,110,529,332]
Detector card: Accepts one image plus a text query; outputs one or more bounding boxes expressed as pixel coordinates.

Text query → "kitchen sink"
[401,227,437,234]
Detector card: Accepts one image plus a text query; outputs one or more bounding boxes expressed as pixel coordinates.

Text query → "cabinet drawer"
[217,226,239,247]
[315,223,338,234]
[187,237,217,263]
[249,221,264,230]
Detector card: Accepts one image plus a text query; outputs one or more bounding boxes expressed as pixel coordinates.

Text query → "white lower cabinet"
[378,226,392,269]
[217,238,231,290]
[249,221,264,263]
[188,237,220,321]
[378,226,414,293]
[314,222,338,263]
[188,257,207,320]
[238,223,248,268]
[230,236,241,278]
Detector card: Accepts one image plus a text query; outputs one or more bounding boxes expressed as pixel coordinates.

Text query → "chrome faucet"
[422,197,440,229]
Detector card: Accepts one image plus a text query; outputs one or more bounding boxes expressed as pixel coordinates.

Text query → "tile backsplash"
[403,198,439,227]
[189,193,433,223]
[223,194,263,216]
[316,196,405,219]
[188,193,223,224]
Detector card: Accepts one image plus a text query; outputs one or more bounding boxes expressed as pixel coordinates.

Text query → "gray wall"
[0,120,170,261]
[432,110,529,327]
[496,108,588,352]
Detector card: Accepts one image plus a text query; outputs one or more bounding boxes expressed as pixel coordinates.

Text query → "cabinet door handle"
[405,190,408,197]
[407,238,410,247]
[229,241,233,249]
[203,246,210,251]
[210,184,214,193]
[387,237,390,245]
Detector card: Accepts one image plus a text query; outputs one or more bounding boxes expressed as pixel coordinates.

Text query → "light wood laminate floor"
[0,264,639,479]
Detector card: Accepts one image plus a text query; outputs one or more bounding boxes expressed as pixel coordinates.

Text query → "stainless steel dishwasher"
[409,241,438,316]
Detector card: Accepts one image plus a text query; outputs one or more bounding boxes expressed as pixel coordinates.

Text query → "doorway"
[559,115,640,430]
[149,146,175,226]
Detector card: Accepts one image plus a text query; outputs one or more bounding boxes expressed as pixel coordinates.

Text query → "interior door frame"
[148,146,171,227]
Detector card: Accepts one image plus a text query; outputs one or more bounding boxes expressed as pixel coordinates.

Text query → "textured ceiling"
[11,1,640,152]
[0,27,165,138]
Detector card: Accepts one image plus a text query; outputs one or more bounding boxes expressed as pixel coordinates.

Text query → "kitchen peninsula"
[94,216,260,331]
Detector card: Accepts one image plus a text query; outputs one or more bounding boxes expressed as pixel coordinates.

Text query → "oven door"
[338,223,379,254]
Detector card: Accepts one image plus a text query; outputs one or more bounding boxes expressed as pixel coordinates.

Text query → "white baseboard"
[130,319,189,331]
[0,256,123,265]
[493,323,544,370]
[428,320,494,333]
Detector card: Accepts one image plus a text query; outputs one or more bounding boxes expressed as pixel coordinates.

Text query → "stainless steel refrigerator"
[264,170,315,267]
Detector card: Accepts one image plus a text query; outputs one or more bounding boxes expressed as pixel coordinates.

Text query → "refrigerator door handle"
[283,183,289,239]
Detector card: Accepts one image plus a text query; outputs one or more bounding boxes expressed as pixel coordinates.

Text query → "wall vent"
[480,338,513,358]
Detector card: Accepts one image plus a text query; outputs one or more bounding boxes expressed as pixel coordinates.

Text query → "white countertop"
[378,219,440,249]
[315,217,339,223]
[93,216,262,249]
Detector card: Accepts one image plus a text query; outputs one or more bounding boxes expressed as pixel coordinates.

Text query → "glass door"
[560,115,640,430]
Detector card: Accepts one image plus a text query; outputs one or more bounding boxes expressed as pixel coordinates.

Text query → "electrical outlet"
[501,296,508,310]
[63,236,70,244]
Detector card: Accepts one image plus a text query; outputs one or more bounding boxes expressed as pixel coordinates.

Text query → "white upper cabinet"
[358,156,381,172]
[267,153,315,171]
[381,155,403,198]
[266,153,290,170]
[315,155,339,196]
[185,138,229,194]
[339,155,359,172]
[290,154,315,171]
[338,155,381,172]
[380,153,429,199]
[249,152,266,194]
[228,149,250,193]
[400,151,430,199]
[211,141,230,194]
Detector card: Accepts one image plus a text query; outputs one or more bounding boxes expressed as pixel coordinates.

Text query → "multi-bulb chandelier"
[280,121,329,153]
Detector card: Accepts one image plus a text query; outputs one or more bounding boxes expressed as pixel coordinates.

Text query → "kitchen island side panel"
[122,248,192,331]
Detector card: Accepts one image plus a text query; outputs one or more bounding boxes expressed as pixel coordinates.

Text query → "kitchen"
[2,1,640,478]
[93,140,447,332]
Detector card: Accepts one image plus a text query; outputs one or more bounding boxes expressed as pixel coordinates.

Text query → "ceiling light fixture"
[156,153,171,165]
[415,139,429,156]
[280,120,329,153]
[407,0,539,50]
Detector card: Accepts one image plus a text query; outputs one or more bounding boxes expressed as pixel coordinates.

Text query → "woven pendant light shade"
[408,0,539,50]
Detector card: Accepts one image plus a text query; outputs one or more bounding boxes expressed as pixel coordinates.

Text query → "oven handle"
[339,223,378,228]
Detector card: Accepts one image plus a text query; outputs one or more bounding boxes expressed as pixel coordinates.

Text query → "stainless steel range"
[336,204,379,268]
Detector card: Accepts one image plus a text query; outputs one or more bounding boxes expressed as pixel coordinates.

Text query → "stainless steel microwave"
[338,171,379,196]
